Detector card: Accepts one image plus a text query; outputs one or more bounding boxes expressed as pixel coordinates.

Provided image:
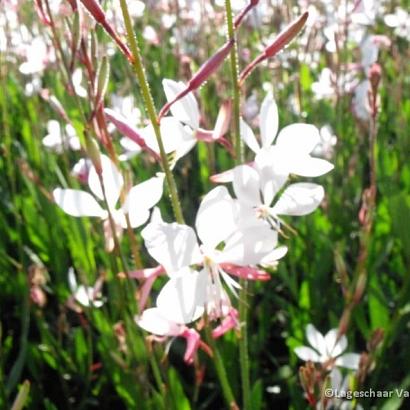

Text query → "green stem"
[225,0,243,163]
[204,325,238,410]
[119,0,184,224]
[225,1,250,409]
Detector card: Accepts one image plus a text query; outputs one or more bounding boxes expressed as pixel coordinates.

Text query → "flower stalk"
[119,0,185,224]
[225,1,250,409]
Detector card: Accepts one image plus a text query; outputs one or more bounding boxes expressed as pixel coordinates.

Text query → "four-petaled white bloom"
[53,154,164,251]
[294,324,361,370]
[140,186,278,326]
[42,120,81,153]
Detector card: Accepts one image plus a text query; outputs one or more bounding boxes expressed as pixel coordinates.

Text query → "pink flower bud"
[239,12,308,84]
[104,108,160,160]
[234,0,260,29]
[158,40,234,121]
[79,0,133,61]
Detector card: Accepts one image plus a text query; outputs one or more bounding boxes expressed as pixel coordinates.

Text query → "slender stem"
[119,0,184,224]
[225,1,251,409]
[204,325,238,410]
[225,0,243,163]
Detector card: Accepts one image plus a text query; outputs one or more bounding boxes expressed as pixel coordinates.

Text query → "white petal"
[67,267,78,292]
[162,79,200,130]
[276,123,320,154]
[88,155,124,210]
[289,156,334,177]
[240,118,260,153]
[260,93,278,148]
[233,165,262,207]
[325,329,347,357]
[294,346,321,362]
[137,307,181,336]
[143,117,194,157]
[196,186,237,248]
[156,269,206,324]
[120,137,142,153]
[271,183,324,216]
[335,353,361,370]
[122,174,165,228]
[260,245,288,267]
[306,324,326,356]
[141,222,201,274]
[222,224,278,266]
[53,188,106,218]
[254,147,288,205]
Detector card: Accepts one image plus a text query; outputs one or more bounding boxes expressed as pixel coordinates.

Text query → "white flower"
[384,8,410,41]
[295,324,361,370]
[53,155,164,251]
[42,120,81,153]
[141,186,277,324]
[67,267,104,308]
[72,68,87,98]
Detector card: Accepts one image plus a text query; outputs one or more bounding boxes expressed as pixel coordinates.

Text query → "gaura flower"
[137,307,210,364]
[42,120,81,153]
[140,186,277,325]
[294,324,361,370]
[67,267,104,310]
[53,154,164,251]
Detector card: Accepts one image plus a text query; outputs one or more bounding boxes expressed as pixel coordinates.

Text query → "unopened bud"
[239,12,308,84]
[95,56,110,109]
[79,0,133,61]
[34,0,51,26]
[234,0,260,29]
[85,136,102,174]
[158,40,234,121]
[369,63,382,96]
[353,273,367,304]
[367,328,384,352]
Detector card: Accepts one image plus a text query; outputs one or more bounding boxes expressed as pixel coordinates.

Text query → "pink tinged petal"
[260,93,279,148]
[223,225,278,266]
[233,165,262,207]
[88,155,123,210]
[306,324,327,356]
[290,157,334,177]
[276,123,320,154]
[212,309,239,339]
[210,168,235,184]
[180,328,201,364]
[220,264,270,281]
[325,329,347,357]
[122,174,165,228]
[195,186,237,248]
[53,188,106,218]
[156,270,207,324]
[137,308,182,336]
[212,100,232,141]
[162,79,200,130]
[141,222,201,274]
[240,118,260,154]
[294,346,321,362]
[271,183,325,216]
[255,147,288,205]
[335,353,361,370]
